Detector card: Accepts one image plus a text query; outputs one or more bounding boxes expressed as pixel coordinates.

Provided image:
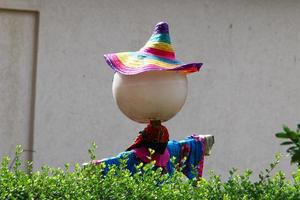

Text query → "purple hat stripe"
[153,22,169,34]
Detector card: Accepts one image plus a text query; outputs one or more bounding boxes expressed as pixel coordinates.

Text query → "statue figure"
[100,22,212,178]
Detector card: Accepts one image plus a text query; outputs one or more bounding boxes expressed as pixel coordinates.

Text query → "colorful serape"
[90,135,206,179]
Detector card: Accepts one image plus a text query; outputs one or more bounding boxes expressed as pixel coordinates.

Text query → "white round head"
[112,71,188,123]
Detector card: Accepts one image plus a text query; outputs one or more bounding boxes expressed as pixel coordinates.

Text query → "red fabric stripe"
[141,47,175,59]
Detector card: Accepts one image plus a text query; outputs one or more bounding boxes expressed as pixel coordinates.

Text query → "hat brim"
[104,52,202,75]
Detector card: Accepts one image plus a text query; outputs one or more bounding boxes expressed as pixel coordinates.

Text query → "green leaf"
[291,153,300,164]
[280,141,294,145]
[275,132,289,138]
[283,125,292,133]
[287,146,297,153]
[290,132,300,140]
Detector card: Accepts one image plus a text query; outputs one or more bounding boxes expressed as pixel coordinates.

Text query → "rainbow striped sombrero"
[104,22,202,75]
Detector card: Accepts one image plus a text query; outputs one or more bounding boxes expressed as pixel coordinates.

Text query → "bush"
[1,144,300,199]
[276,124,300,166]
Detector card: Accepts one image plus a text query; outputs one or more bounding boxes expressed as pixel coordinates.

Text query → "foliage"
[275,124,300,166]
[1,144,300,199]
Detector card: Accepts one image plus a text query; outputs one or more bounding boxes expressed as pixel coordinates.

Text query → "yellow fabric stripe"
[117,53,178,69]
[142,41,174,52]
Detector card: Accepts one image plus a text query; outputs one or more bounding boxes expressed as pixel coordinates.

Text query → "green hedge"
[1,144,300,200]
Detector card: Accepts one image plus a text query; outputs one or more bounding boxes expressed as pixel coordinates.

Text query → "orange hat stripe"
[117,53,179,69]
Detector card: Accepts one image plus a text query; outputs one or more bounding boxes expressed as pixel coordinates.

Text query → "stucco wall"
[0,0,299,178]
[0,9,38,165]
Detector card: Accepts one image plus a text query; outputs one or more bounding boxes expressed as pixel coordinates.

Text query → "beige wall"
[0,0,299,179]
[0,9,38,164]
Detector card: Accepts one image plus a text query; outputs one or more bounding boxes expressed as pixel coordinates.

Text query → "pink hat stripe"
[105,54,201,75]
[107,54,178,72]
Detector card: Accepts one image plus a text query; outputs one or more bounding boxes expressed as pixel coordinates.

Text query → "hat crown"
[140,22,175,59]
[154,22,169,34]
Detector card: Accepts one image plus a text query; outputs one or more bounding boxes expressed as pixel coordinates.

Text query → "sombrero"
[104,22,202,75]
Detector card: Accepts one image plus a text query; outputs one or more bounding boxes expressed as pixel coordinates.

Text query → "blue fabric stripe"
[131,52,182,65]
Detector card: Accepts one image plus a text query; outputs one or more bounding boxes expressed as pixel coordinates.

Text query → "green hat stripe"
[149,34,171,44]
